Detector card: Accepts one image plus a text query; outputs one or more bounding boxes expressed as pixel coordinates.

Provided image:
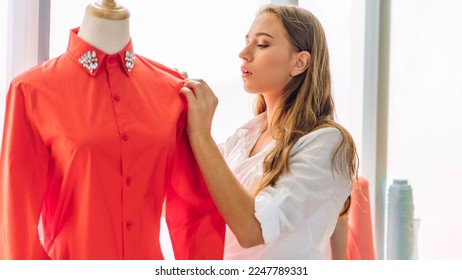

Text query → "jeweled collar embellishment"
[78,50,98,73]
[125,50,135,72]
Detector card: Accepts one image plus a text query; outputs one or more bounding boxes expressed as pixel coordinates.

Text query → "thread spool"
[386,179,414,259]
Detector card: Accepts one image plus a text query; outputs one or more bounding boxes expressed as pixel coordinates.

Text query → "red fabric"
[347,177,375,260]
[0,28,224,259]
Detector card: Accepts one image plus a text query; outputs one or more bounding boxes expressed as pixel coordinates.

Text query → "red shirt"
[0,28,224,260]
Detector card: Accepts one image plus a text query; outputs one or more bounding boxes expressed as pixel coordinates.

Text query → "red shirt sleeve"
[165,95,225,260]
[0,79,51,259]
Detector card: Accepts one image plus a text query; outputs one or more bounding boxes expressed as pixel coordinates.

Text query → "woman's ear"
[290,51,311,77]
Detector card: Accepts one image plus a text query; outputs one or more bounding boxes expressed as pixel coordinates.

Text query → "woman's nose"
[239,46,252,61]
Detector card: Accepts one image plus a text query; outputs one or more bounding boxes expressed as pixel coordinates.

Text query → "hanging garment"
[347,177,375,260]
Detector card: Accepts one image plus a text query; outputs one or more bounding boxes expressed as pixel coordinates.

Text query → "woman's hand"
[179,76,264,248]
[180,79,218,139]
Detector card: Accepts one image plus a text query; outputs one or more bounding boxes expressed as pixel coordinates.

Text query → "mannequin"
[77,0,130,54]
[0,0,225,260]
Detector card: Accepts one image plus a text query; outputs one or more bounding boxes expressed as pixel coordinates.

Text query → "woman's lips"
[241,66,252,77]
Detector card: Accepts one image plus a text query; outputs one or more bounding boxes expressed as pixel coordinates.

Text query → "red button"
[113,95,120,102]
[125,221,133,230]
[121,133,129,141]
[107,56,117,64]
[125,177,132,186]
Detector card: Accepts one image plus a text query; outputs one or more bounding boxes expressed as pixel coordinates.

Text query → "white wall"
[387,0,462,259]
[0,1,8,124]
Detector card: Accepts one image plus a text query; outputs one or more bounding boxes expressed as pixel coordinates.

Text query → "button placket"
[102,50,138,255]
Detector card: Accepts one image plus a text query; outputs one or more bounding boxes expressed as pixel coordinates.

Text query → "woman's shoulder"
[302,126,342,142]
[292,126,343,152]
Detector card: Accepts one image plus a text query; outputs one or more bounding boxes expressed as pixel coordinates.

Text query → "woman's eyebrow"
[245,32,274,40]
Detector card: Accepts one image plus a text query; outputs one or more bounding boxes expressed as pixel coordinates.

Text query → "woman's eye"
[257,44,269,48]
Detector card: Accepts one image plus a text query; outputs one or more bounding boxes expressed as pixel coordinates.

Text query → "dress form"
[78,0,131,54]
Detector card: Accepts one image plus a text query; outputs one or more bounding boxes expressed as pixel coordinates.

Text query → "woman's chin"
[243,85,260,95]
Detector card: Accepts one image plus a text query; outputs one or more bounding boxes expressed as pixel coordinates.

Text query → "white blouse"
[220,113,352,260]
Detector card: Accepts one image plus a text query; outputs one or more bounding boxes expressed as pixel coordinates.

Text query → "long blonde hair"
[254,4,358,215]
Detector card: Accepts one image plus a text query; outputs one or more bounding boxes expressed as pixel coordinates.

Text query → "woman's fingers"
[183,79,204,93]
[173,68,189,79]
[183,79,217,105]
[180,86,196,104]
[179,71,189,79]
[180,78,218,137]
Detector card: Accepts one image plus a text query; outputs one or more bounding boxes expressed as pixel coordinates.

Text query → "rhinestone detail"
[125,50,135,72]
[78,50,98,73]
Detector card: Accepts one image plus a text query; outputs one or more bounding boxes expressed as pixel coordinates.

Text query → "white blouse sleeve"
[254,127,351,244]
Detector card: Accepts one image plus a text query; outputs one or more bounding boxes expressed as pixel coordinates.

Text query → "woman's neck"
[77,11,130,54]
[261,94,278,135]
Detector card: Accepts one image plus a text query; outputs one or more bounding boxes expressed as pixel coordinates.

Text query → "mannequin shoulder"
[134,55,183,80]
[9,55,66,87]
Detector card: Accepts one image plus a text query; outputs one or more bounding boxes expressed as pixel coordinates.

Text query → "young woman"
[180,4,358,259]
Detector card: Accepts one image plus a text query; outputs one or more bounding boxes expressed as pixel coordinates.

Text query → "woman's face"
[239,12,298,98]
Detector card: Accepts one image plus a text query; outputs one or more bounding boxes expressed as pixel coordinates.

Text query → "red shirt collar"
[66,27,135,77]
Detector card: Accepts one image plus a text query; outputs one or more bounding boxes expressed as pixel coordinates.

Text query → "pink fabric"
[347,177,375,260]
